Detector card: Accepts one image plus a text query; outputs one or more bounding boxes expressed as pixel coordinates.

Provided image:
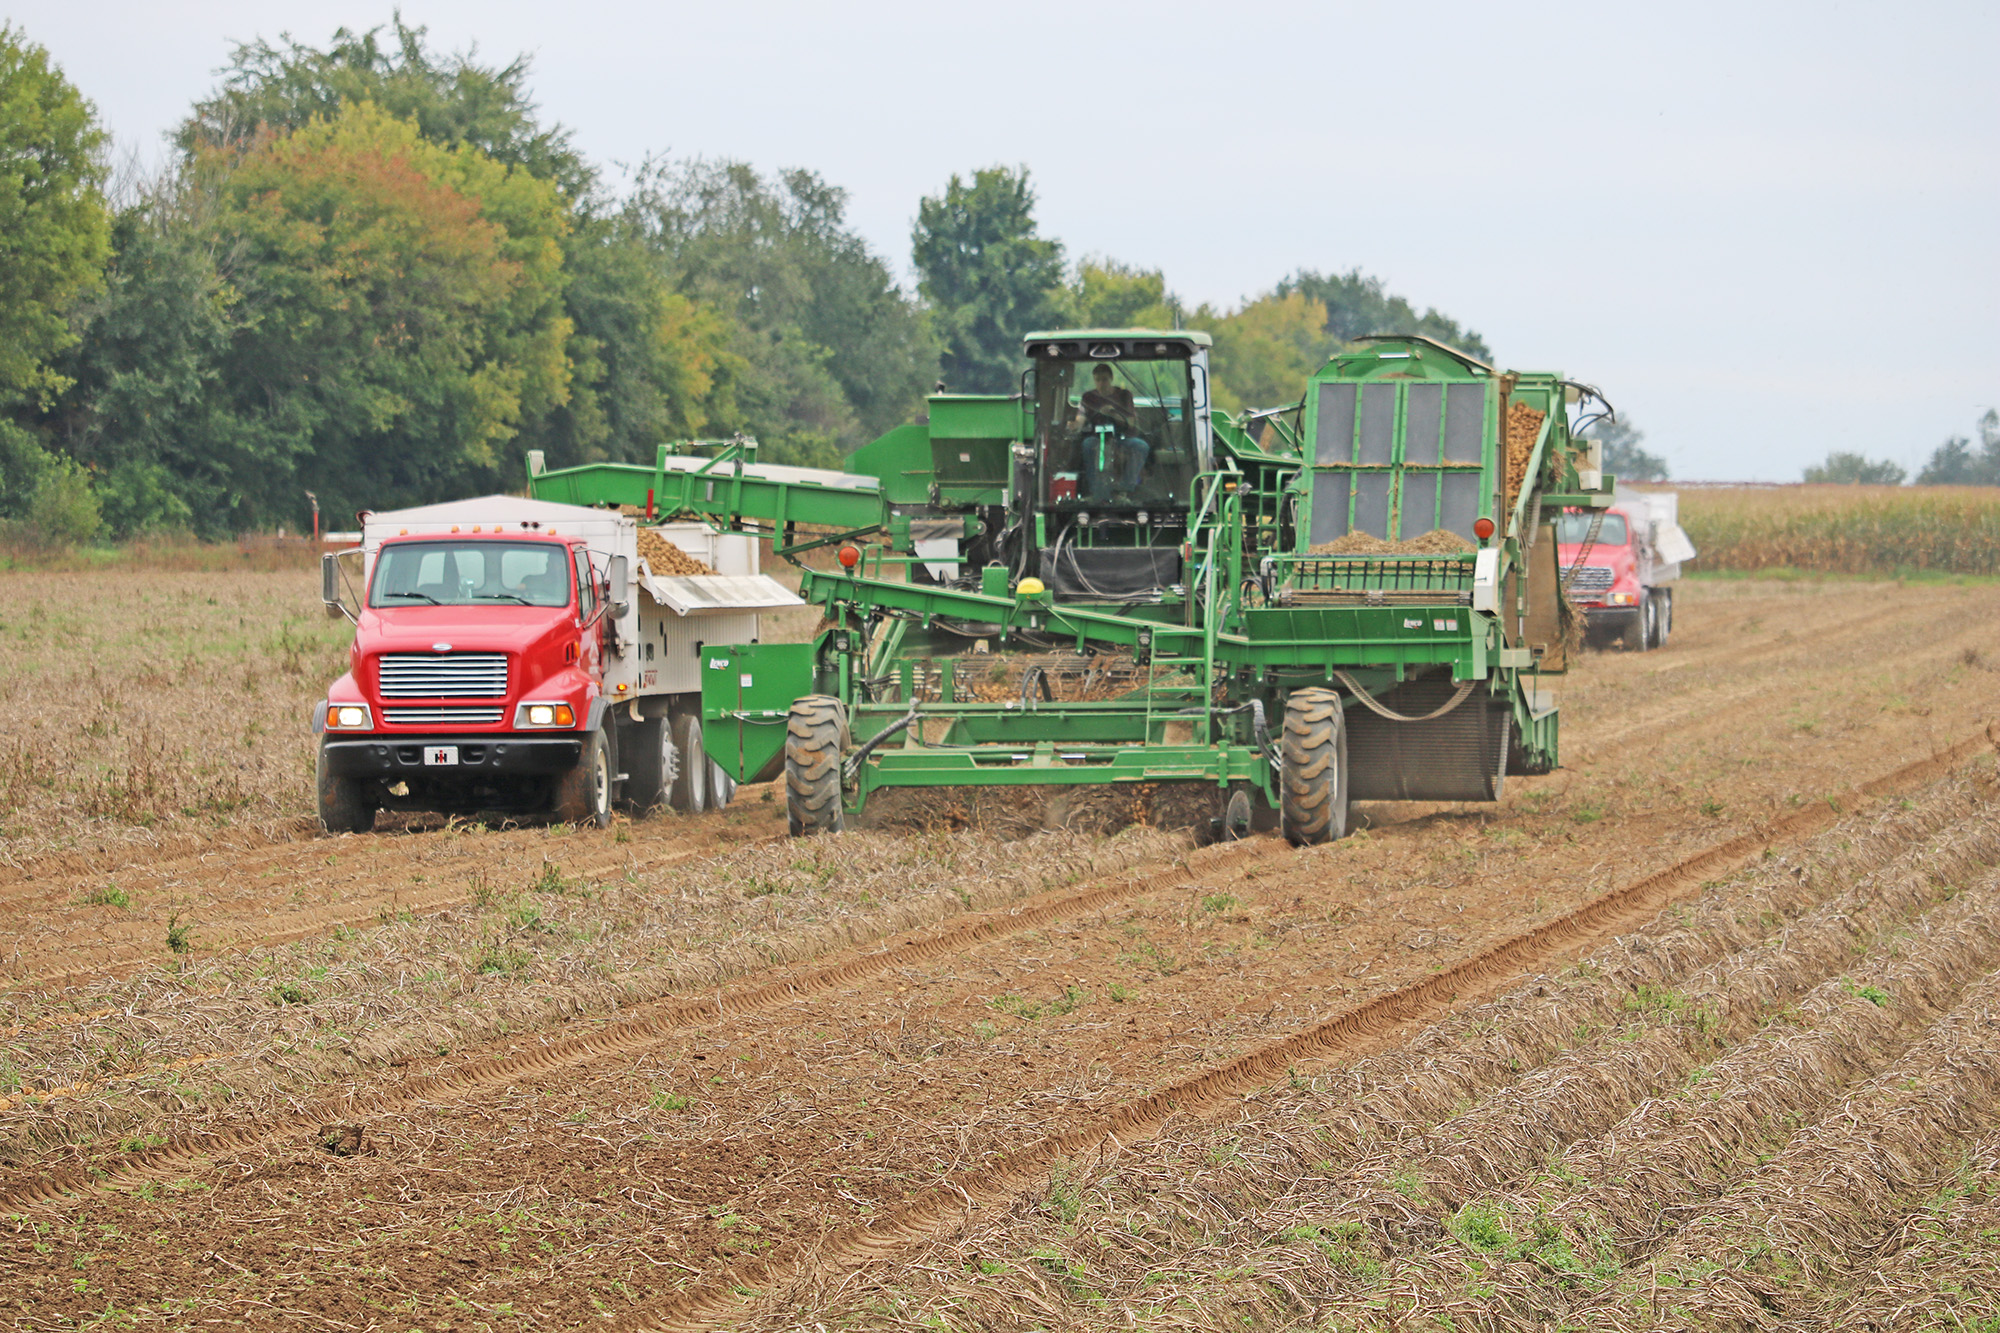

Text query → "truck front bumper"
[320,734,585,778]
[1581,605,1641,642]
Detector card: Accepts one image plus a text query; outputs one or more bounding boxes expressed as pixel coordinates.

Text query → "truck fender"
[585,697,611,736]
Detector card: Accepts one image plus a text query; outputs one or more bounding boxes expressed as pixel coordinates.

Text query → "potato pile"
[1308,528,1475,555]
[1503,400,1547,500]
[636,527,715,576]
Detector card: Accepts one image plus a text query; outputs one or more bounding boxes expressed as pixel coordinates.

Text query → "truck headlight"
[514,702,576,729]
[1608,591,1637,606]
[326,704,372,730]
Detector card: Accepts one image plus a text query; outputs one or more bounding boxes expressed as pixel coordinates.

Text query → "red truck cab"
[1554,495,1689,651]
[317,528,618,831]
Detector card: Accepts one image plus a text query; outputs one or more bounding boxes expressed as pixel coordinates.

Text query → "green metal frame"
[526,331,1615,823]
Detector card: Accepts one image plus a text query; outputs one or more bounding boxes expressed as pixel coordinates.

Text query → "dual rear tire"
[621,709,733,815]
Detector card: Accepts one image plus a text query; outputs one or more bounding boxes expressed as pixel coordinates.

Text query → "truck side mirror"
[607,554,630,618]
[322,550,362,622]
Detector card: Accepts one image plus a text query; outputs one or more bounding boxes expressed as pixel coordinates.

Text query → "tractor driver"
[1071,363,1150,502]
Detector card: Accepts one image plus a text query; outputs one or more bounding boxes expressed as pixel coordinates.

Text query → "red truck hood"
[353,604,580,699]
[1554,539,1637,600]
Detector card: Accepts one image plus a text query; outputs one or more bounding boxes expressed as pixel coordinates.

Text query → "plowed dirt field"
[4,575,2000,1331]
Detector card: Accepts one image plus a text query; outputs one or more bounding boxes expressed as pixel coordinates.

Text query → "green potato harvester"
[527,329,1615,841]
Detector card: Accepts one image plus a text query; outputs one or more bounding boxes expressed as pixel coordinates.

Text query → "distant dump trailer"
[529,331,1616,840]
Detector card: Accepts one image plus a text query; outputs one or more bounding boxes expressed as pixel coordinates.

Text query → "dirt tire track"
[0,837,1288,1211]
[621,727,1999,1333]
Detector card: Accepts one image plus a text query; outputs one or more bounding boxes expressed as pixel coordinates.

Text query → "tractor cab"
[1021,330,1214,600]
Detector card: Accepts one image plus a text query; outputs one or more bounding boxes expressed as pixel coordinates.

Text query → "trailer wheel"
[669,714,709,814]
[620,712,671,812]
[315,742,376,834]
[785,694,848,836]
[552,727,613,828]
[1281,688,1349,846]
[708,755,737,810]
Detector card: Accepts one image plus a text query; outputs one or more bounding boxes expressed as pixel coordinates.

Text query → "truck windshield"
[370,541,572,608]
[1035,357,1202,507]
[1556,513,1629,546]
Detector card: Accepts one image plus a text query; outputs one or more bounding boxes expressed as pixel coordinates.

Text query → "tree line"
[1,20,1497,541]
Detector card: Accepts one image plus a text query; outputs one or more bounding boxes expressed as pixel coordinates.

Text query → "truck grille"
[1562,565,1613,597]
[378,653,509,698]
[382,706,505,726]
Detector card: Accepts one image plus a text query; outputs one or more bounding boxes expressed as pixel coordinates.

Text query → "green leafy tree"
[41,179,241,535]
[182,17,590,197]
[0,25,112,520]
[520,207,731,470]
[1915,409,2000,486]
[912,166,1065,394]
[1584,416,1670,482]
[1200,292,1327,413]
[1064,258,1177,328]
[1804,451,1907,485]
[636,158,934,464]
[207,102,573,523]
[1277,269,1491,362]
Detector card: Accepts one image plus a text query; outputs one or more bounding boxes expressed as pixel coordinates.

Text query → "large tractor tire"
[669,713,709,814]
[552,727,613,828]
[620,712,672,812]
[315,742,376,834]
[1280,688,1350,846]
[784,695,848,836]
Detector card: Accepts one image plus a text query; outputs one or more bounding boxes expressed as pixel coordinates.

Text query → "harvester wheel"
[315,742,376,834]
[669,714,709,814]
[785,695,848,836]
[1281,688,1349,846]
[552,727,613,828]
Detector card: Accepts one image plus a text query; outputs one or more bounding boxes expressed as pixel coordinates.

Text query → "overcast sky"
[13,0,1997,481]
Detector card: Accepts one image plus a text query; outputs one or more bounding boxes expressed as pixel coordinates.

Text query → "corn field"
[1677,485,2000,575]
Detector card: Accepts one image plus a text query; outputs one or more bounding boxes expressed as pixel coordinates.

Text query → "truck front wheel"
[316,743,376,834]
[552,727,613,828]
[784,695,847,836]
[1281,688,1350,845]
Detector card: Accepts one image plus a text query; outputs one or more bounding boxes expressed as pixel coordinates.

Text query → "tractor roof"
[1021,328,1213,351]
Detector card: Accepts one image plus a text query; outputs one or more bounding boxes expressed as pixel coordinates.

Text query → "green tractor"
[529,328,1614,841]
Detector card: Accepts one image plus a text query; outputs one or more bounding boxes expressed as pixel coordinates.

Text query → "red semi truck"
[1556,490,1696,651]
[315,494,801,832]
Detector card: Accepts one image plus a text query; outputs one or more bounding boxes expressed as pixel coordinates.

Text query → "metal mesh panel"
[1315,383,1357,464]
[1443,383,1486,462]
[1354,472,1391,539]
[1309,468,1352,543]
[1440,471,1481,538]
[1404,384,1443,464]
[1398,472,1439,539]
[1357,384,1397,464]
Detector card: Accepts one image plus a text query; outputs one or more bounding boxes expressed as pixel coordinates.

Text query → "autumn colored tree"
[205,102,572,522]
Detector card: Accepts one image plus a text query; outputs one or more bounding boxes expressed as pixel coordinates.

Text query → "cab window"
[1034,357,1203,508]
[1556,512,1629,545]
